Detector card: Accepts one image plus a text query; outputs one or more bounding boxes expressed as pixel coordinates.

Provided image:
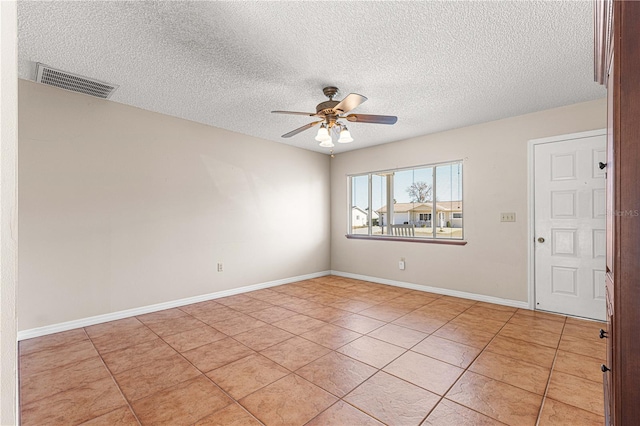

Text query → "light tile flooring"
[19,276,607,425]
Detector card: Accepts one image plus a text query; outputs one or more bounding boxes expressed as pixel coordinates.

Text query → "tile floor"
[18,276,607,425]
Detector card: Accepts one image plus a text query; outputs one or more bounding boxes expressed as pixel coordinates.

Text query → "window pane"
[372,174,387,235]
[392,167,433,238]
[435,163,463,239]
[350,175,369,235]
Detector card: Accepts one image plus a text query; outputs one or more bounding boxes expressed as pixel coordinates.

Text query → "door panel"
[534,135,606,320]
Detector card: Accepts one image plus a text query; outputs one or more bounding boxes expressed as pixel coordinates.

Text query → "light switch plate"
[501,212,516,222]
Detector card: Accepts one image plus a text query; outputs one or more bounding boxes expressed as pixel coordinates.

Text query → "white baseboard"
[18,269,530,341]
[17,270,332,341]
[331,270,530,310]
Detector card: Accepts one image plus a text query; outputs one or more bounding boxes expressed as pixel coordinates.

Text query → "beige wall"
[331,98,607,302]
[17,79,606,332]
[18,79,331,331]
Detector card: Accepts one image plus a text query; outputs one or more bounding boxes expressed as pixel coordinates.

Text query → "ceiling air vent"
[35,63,118,99]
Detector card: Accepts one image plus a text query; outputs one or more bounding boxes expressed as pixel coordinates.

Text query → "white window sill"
[345,234,468,245]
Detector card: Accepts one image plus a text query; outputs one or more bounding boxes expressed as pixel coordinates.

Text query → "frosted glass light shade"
[319,138,335,148]
[315,125,329,141]
[338,128,353,143]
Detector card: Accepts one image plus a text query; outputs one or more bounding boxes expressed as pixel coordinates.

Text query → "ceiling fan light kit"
[272,86,397,151]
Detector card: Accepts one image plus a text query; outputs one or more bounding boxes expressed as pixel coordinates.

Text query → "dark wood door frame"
[595,1,640,424]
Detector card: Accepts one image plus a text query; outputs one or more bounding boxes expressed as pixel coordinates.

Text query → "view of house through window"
[349,161,463,240]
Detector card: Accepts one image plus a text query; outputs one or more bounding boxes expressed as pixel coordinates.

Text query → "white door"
[534,134,606,320]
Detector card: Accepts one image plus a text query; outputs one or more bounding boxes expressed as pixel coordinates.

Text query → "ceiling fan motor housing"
[316,100,340,115]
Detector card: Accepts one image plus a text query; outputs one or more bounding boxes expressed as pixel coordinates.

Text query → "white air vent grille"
[35,63,118,99]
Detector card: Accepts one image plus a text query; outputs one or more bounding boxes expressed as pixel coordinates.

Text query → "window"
[348,161,463,241]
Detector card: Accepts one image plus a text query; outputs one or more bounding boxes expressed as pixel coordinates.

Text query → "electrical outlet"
[500,212,516,222]
[399,258,405,270]
[217,262,223,272]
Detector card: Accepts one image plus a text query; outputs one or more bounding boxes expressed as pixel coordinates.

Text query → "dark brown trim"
[597,1,640,424]
[345,234,467,245]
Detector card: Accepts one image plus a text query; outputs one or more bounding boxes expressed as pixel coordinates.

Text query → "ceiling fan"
[272,86,398,148]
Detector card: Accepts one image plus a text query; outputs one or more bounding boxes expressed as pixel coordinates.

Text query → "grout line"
[146,315,266,425]
[95,315,258,425]
[260,279,599,423]
[176,291,377,423]
[18,332,137,418]
[457,312,525,416]
[417,395,446,426]
[534,316,567,426]
[416,303,517,424]
[84,329,144,426]
[242,282,433,424]
[244,284,516,424]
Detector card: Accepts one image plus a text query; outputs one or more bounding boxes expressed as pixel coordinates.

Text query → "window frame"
[346,160,466,245]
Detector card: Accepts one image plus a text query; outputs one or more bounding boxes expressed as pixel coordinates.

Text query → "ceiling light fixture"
[338,125,353,143]
[318,137,334,148]
[315,124,329,142]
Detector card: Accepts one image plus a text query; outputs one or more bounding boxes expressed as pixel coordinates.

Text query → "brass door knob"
[537,237,545,243]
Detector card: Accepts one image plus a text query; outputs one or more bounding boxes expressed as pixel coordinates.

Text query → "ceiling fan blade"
[333,93,368,114]
[345,114,398,125]
[272,110,317,116]
[281,121,323,138]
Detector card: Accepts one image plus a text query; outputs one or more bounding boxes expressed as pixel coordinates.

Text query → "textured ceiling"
[17,1,605,154]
